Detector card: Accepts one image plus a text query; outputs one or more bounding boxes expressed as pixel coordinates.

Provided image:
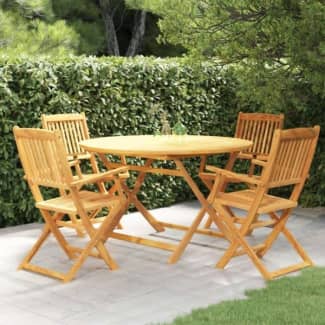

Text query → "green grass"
[166,267,325,325]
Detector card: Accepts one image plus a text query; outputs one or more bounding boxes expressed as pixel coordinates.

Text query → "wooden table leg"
[96,154,226,262]
[168,159,219,263]
[98,154,164,232]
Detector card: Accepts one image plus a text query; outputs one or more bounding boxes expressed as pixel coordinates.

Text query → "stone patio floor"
[0,202,324,325]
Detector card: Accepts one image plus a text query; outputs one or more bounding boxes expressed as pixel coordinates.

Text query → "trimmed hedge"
[0,56,323,227]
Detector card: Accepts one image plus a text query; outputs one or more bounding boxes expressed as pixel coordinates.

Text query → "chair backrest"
[261,126,320,196]
[235,112,284,160]
[14,127,73,190]
[41,113,90,160]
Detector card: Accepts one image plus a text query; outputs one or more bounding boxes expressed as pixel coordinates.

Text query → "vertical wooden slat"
[243,119,252,153]
[256,120,263,153]
[71,121,78,153]
[284,140,297,180]
[14,127,71,188]
[267,120,274,154]
[228,112,284,163]
[67,121,76,154]
[257,121,266,154]
[74,120,83,153]
[242,119,249,140]
[27,139,39,180]
[263,120,271,155]
[272,138,288,182]
[277,140,291,181]
[290,141,300,179]
[42,113,92,157]
[64,121,73,155]
[34,139,46,181]
[268,127,320,187]
[23,139,36,180]
[294,140,309,178]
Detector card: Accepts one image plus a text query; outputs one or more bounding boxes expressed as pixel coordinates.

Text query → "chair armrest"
[68,160,80,167]
[237,153,253,160]
[68,159,83,178]
[205,165,262,185]
[251,159,267,167]
[70,166,128,187]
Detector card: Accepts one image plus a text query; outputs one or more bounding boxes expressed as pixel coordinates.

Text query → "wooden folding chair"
[206,126,320,279]
[201,112,284,229]
[14,127,128,282]
[42,113,122,235]
[42,113,98,175]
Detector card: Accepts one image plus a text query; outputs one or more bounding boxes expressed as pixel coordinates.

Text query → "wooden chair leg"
[258,210,313,265]
[64,203,124,282]
[91,204,124,270]
[64,238,115,283]
[18,225,51,270]
[41,210,76,259]
[215,209,243,269]
[280,227,313,265]
[257,210,292,257]
[69,213,85,237]
[19,203,125,283]
[107,183,123,229]
[204,217,213,229]
[116,221,123,230]
[214,203,314,280]
[19,213,77,281]
[64,234,116,283]
[214,202,272,279]
[58,188,85,237]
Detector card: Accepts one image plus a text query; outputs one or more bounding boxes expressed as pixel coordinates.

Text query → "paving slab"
[0,202,324,325]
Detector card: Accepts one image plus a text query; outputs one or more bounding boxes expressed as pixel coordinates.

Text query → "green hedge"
[0,57,323,227]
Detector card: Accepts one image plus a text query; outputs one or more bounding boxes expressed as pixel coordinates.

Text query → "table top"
[80,135,252,158]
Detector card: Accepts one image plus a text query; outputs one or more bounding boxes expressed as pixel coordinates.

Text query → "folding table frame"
[80,135,252,263]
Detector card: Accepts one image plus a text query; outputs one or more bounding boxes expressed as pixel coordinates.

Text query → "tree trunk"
[99,0,120,56]
[126,10,146,57]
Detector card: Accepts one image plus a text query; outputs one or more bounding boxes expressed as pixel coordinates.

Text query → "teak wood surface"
[201,112,284,229]
[205,126,320,279]
[80,135,252,158]
[42,113,123,234]
[80,135,252,263]
[14,127,128,282]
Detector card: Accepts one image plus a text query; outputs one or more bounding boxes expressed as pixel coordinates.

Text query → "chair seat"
[36,191,118,214]
[214,189,297,214]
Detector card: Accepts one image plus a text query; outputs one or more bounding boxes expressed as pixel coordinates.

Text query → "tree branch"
[99,0,120,56]
[126,10,146,57]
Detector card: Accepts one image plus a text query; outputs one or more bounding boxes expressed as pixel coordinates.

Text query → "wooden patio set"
[13,112,320,282]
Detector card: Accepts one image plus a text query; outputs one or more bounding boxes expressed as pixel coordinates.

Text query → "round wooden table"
[80,135,252,263]
[80,135,252,158]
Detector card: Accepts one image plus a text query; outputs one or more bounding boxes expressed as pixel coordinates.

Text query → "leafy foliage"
[0,0,79,57]
[128,0,325,207]
[0,0,183,58]
[0,56,237,227]
[130,1,324,102]
[52,0,183,57]
[0,56,323,227]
